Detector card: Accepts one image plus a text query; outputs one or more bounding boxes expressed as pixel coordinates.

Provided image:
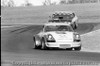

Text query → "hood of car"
[46,31,74,41]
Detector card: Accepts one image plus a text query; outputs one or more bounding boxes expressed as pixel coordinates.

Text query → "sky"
[1,0,60,6]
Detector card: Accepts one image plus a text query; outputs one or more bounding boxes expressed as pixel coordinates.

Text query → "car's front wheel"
[41,39,48,50]
[74,46,81,51]
[33,37,41,49]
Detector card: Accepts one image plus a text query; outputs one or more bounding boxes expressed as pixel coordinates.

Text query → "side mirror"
[42,25,45,32]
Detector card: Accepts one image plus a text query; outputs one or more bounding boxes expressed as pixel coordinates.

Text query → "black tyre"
[74,23,77,29]
[74,46,81,51]
[41,39,48,50]
[72,22,77,30]
[33,37,40,49]
[71,24,74,29]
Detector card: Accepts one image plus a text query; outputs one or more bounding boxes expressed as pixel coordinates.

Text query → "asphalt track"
[1,23,100,66]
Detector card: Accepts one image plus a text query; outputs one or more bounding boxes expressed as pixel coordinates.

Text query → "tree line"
[1,0,33,7]
[1,0,100,7]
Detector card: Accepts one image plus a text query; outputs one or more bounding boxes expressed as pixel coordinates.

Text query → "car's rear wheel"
[74,46,81,51]
[41,39,48,50]
[72,22,77,30]
[74,23,77,29]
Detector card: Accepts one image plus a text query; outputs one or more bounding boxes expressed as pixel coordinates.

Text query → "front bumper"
[45,41,81,48]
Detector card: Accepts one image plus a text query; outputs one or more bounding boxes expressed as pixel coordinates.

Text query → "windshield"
[44,25,73,32]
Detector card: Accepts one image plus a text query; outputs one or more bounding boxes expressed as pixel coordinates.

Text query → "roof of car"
[44,23,71,26]
[53,11,74,14]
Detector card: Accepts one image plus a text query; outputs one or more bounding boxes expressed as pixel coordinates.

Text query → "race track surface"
[1,23,100,66]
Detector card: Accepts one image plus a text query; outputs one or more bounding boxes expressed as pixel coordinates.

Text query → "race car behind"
[48,11,78,29]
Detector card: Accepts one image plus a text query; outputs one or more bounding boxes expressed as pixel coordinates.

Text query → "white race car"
[48,11,78,29]
[33,23,81,50]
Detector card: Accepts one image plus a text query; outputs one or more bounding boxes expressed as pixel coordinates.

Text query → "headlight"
[46,34,55,42]
[48,35,53,40]
[74,33,81,42]
[75,34,80,39]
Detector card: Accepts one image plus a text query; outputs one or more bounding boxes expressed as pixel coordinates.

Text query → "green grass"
[1,3,100,25]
